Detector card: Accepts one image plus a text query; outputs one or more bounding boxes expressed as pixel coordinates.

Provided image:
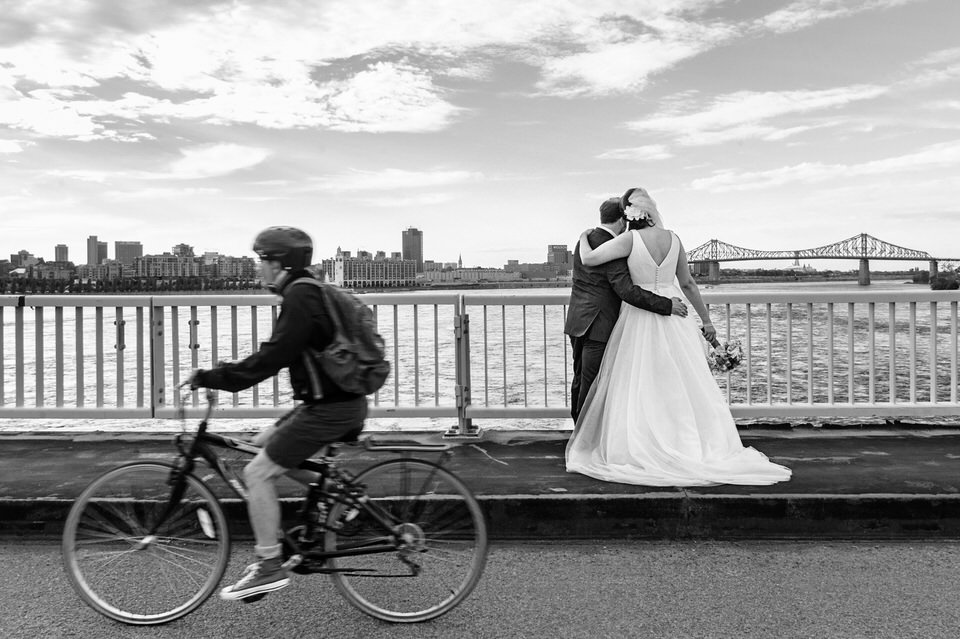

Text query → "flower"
[624,207,650,223]
[707,339,743,373]
[624,188,658,223]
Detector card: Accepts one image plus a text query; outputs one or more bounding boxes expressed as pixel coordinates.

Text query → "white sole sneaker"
[219,575,291,601]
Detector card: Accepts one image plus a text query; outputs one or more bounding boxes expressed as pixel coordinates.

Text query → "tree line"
[0,277,264,294]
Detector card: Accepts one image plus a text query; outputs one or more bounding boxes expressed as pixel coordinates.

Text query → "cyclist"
[189,226,367,602]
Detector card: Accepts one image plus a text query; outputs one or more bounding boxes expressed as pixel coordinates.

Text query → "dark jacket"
[563,227,673,342]
[196,270,363,403]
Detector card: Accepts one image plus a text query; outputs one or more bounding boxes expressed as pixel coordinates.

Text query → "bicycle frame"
[63,388,488,626]
[153,390,449,564]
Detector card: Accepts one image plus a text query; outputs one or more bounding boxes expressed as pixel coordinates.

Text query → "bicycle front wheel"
[325,458,488,623]
[62,461,231,625]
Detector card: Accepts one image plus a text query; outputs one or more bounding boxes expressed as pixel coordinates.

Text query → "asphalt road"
[3,539,959,639]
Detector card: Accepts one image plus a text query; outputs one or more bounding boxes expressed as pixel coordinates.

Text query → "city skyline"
[3,223,953,273]
[1,1,958,271]
[3,225,505,269]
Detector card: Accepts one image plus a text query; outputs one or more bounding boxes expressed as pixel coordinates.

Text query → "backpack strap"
[288,276,336,401]
[289,277,345,336]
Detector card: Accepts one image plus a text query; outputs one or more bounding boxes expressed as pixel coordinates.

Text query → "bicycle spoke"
[326,458,487,623]
[63,462,230,625]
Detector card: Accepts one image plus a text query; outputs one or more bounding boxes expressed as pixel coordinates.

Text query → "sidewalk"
[2,427,960,540]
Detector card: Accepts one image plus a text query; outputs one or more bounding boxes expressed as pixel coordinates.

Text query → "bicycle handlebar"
[177,382,217,425]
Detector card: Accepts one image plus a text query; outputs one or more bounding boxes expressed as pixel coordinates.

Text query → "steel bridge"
[686,233,956,285]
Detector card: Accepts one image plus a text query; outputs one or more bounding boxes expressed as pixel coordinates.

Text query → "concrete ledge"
[6,493,960,540]
[479,493,960,540]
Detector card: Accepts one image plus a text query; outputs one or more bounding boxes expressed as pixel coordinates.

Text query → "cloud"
[926,99,960,111]
[537,20,734,97]
[691,139,960,191]
[354,193,458,207]
[164,144,270,179]
[48,143,270,182]
[755,0,922,34]
[904,46,960,89]
[596,144,673,161]
[0,0,938,143]
[305,168,482,193]
[0,91,102,138]
[103,187,221,200]
[0,140,27,153]
[628,85,888,145]
[322,62,464,132]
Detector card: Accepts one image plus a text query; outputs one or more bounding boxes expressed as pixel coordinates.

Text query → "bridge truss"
[686,233,940,263]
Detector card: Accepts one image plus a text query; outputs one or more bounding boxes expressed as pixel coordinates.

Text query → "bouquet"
[702,332,744,373]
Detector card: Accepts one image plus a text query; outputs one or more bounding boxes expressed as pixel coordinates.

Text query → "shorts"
[264,397,367,469]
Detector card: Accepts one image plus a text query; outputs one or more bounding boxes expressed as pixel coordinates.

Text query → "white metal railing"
[1,290,959,433]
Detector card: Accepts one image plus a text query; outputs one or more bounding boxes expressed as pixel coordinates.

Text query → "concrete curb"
[479,493,960,540]
[6,493,960,541]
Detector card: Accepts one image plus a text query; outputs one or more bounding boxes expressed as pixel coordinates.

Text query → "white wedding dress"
[566,230,792,486]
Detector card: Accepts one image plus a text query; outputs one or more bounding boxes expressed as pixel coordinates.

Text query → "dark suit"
[564,227,673,422]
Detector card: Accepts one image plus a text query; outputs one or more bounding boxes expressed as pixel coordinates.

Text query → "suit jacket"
[563,227,673,342]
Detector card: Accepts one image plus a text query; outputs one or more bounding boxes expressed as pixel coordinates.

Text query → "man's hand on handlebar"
[187,369,205,391]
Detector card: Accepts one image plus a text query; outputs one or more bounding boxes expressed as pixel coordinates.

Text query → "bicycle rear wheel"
[325,458,488,623]
[62,461,231,625]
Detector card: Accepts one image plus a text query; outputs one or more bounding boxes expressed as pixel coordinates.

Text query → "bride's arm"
[579,230,633,266]
[675,237,717,343]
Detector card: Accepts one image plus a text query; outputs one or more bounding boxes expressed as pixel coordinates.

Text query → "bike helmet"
[252,226,313,271]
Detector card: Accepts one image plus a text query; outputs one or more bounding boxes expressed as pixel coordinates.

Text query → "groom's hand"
[670,297,688,317]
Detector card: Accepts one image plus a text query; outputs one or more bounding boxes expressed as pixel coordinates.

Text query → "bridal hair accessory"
[624,208,651,223]
[620,187,659,224]
[703,332,744,373]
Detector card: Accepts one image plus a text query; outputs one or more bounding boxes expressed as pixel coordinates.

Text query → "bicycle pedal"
[241,594,266,604]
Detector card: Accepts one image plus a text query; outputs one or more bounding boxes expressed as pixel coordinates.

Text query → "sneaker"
[219,556,291,601]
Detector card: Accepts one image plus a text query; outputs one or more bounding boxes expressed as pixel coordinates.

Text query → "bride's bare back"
[635,227,673,265]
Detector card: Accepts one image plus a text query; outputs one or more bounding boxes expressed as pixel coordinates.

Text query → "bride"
[565,187,791,486]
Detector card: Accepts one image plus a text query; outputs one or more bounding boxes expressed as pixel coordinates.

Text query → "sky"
[1,0,959,271]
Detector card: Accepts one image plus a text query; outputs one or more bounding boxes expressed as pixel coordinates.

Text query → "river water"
[1,279,956,433]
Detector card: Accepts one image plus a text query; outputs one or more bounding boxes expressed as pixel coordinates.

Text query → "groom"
[564,197,688,422]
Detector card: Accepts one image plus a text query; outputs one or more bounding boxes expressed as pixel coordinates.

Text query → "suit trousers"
[569,334,607,423]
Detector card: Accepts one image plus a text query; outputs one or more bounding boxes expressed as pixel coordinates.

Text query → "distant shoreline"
[3,272,921,295]
[353,272,917,293]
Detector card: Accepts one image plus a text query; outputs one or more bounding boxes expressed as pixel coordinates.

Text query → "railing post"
[15,301,24,407]
[448,295,479,438]
[150,301,165,417]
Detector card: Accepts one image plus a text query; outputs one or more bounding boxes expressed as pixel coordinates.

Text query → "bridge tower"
[857,234,870,286]
[930,260,939,281]
[858,259,871,286]
[707,261,720,283]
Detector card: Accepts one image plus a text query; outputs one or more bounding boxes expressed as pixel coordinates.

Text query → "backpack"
[290,277,391,399]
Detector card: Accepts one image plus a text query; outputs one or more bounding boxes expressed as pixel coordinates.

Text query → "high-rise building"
[547,244,571,266]
[134,253,200,278]
[402,227,423,273]
[55,244,68,262]
[11,250,36,267]
[115,241,143,266]
[334,248,416,288]
[86,236,103,265]
[172,244,195,258]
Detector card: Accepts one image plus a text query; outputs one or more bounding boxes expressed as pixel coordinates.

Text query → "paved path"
[3,428,960,538]
[4,539,959,638]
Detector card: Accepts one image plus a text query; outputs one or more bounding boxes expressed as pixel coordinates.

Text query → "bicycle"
[61,387,489,626]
